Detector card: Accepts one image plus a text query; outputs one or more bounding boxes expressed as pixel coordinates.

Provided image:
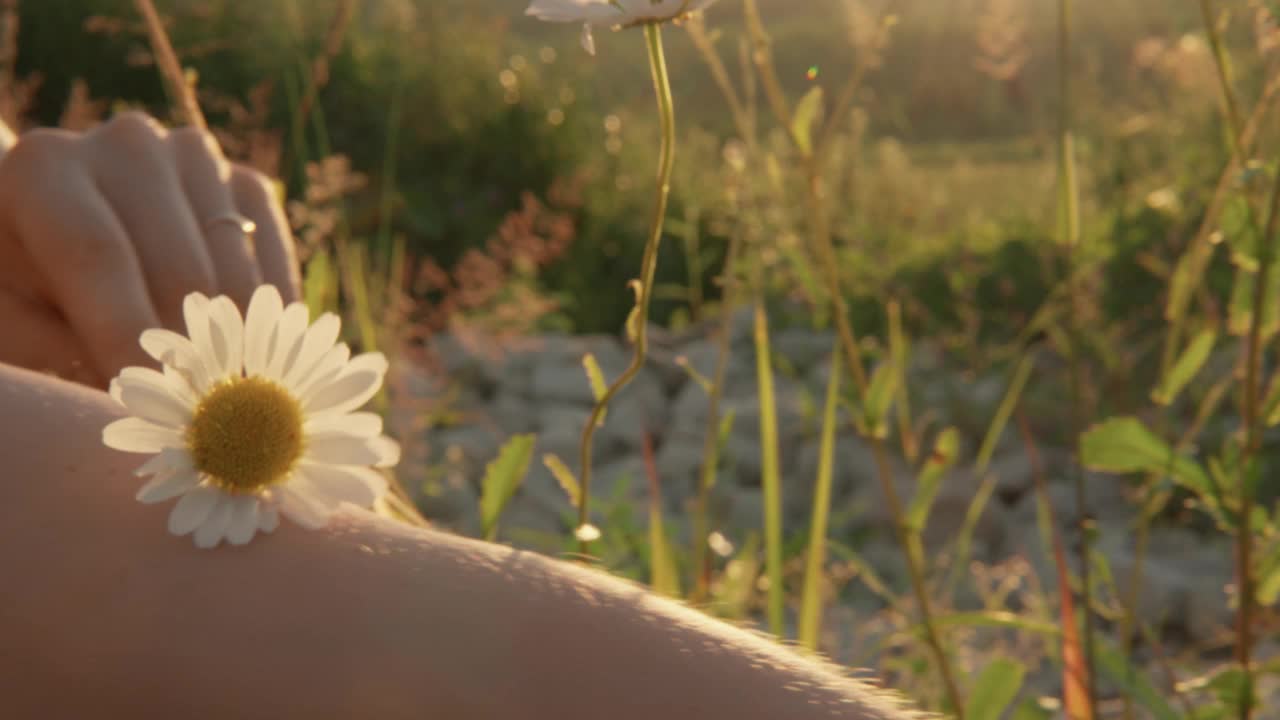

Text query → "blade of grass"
[642,427,680,598]
[754,298,785,637]
[798,342,842,651]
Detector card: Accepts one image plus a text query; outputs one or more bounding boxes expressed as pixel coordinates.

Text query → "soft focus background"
[14,1,1280,718]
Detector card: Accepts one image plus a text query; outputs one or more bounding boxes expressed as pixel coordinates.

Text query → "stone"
[656,437,708,502]
[417,471,480,536]
[726,486,765,531]
[792,436,880,501]
[531,357,600,407]
[488,391,538,434]
[428,425,504,476]
[593,371,669,450]
[848,457,1007,560]
[772,327,836,373]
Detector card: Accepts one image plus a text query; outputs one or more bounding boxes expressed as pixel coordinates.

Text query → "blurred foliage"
[14,0,1261,336]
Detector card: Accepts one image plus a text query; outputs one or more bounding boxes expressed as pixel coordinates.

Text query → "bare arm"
[0,364,923,720]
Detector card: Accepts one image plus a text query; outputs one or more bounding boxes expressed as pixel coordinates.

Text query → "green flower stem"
[576,22,676,555]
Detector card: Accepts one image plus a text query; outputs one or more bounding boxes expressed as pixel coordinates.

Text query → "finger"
[169,128,262,311]
[231,165,301,304]
[87,112,217,329]
[0,130,160,379]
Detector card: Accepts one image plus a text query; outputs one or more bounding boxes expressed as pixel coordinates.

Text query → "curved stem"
[576,22,676,555]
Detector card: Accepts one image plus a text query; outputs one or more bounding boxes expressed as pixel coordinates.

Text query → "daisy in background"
[526,0,718,54]
[103,285,400,549]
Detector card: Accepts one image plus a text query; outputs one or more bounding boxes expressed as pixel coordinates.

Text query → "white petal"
[103,417,185,453]
[282,313,342,390]
[293,343,351,399]
[244,285,284,377]
[294,463,385,508]
[136,468,201,504]
[257,505,280,533]
[183,293,217,373]
[302,352,388,415]
[276,483,330,529]
[117,374,192,428]
[305,411,383,438]
[134,447,194,477]
[266,303,311,381]
[303,432,389,466]
[167,486,220,536]
[581,23,596,55]
[209,296,245,377]
[225,496,261,546]
[193,496,235,548]
[118,365,197,408]
[368,436,401,468]
[162,365,200,407]
[303,371,379,416]
[525,0,621,22]
[109,378,124,405]
[139,329,210,390]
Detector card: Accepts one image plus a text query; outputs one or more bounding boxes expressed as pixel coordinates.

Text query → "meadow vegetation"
[13,0,1280,717]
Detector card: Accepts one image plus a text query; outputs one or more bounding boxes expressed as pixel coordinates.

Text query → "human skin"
[0,112,299,387]
[0,362,924,719]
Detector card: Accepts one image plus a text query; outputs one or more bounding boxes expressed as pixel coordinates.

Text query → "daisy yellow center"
[186,377,305,493]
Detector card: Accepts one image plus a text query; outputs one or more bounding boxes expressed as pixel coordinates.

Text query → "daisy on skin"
[102,285,399,549]
[526,0,718,54]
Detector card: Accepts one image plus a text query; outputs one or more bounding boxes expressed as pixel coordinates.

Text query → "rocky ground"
[387,313,1276,713]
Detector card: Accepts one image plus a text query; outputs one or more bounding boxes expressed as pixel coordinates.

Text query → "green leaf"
[479,434,535,541]
[1207,667,1255,716]
[888,300,917,463]
[930,611,1060,637]
[648,500,681,598]
[906,427,960,531]
[1010,697,1054,720]
[582,353,609,424]
[1151,327,1216,405]
[965,658,1026,720]
[1256,538,1280,605]
[791,86,824,156]
[542,453,580,508]
[975,353,1034,473]
[675,355,713,394]
[1229,267,1255,336]
[1079,416,1211,496]
[1228,265,1280,338]
[1261,371,1280,426]
[856,361,898,439]
[1094,639,1181,720]
[1165,241,1216,325]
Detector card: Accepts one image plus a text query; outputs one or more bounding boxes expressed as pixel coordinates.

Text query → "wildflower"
[526,0,718,54]
[103,285,399,548]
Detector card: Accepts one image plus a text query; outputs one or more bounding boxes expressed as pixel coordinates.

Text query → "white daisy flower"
[102,285,400,549]
[526,0,718,55]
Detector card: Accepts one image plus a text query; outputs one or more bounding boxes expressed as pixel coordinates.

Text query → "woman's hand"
[0,111,301,387]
